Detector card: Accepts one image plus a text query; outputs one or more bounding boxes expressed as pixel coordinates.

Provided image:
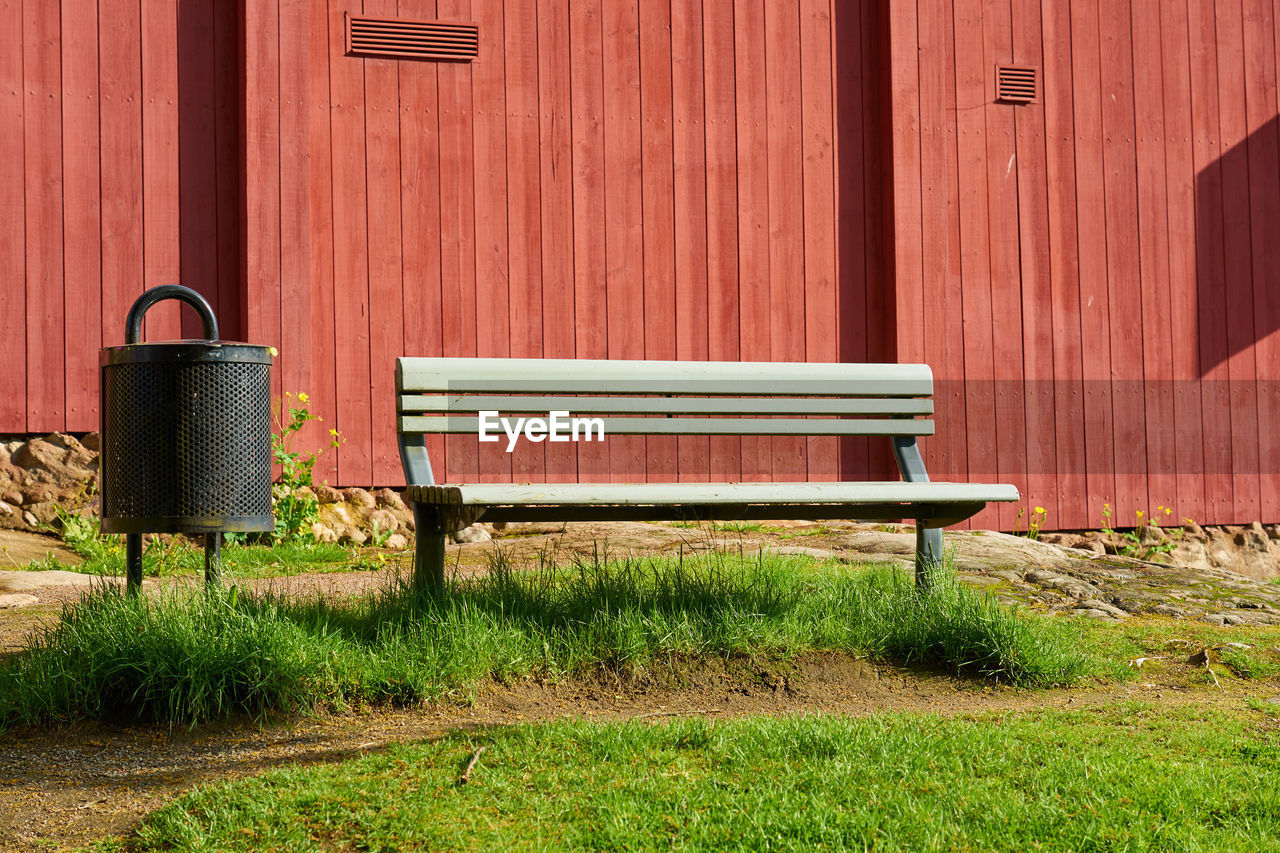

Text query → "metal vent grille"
[995,65,1038,104]
[345,13,479,62]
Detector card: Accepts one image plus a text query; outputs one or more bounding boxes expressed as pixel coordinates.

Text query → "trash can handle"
[125,285,219,344]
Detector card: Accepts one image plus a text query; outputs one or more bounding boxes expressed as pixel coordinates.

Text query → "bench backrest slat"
[398,415,934,437]
[396,357,934,440]
[397,394,934,417]
[398,357,933,397]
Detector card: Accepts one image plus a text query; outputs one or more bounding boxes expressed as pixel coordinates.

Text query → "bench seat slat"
[398,395,935,416]
[397,415,935,437]
[406,482,1019,506]
[397,357,934,397]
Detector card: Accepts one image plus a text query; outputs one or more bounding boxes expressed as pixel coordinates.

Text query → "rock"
[24,503,60,526]
[1151,603,1188,618]
[312,484,344,503]
[80,432,100,453]
[318,503,355,528]
[343,487,376,509]
[309,522,339,544]
[1202,613,1246,626]
[1077,598,1129,618]
[2,491,21,506]
[21,510,38,528]
[369,509,400,536]
[21,484,57,505]
[0,501,10,517]
[1183,521,1206,539]
[1074,608,1119,620]
[338,527,367,546]
[1237,524,1271,553]
[452,525,492,544]
[0,593,38,609]
[374,488,407,511]
[1170,539,1213,572]
[384,533,409,550]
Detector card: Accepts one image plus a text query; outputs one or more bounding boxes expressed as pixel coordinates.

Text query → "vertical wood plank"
[1159,0,1204,524]
[569,0,607,483]
[1013,0,1057,527]
[704,0,741,483]
[0,0,24,431]
[672,0,710,482]
[800,0,836,481]
[99,0,143,355]
[213,0,242,341]
[1070,0,1117,527]
[1187,0,1233,524]
[952,0,998,522]
[1214,0,1261,523]
[1131,0,1177,519]
[472,0,512,484]
[734,0,770,482]
[603,0,645,482]
[982,0,1027,530]
[832,0,867,480]
[24,0,65,431]
[61,0,102,432]
[640,0,677,482]
[399,0,444,484]
[916,0,960,491]
[279,0,319,477]
[887,0,923,367]
[141,0,182,343]
[364,0,405,487]
[243,0,283,400]
[1040,0,1088,528]
[328,0,373,486]
[1246,0,1280,522]
[765,0,806,483]
[307,0,339,485]
[505,0,546,484]
[437,0,477,484]
[537,0,576,482]
[177,0,218,338]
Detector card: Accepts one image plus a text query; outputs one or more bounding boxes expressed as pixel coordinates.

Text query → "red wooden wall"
[0,0,243,436]
[240,0,897,488]
[10,1,1280,531]
[890,0,1280,531]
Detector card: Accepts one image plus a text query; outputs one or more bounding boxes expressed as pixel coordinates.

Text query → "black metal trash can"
[99,285,275,591]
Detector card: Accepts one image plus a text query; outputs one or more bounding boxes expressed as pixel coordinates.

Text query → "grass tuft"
[0,551,1091,729]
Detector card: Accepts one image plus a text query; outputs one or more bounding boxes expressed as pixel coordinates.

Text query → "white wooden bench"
[396,357,1019,590]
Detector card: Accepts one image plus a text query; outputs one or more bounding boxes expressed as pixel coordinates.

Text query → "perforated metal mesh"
[101,361,273,532]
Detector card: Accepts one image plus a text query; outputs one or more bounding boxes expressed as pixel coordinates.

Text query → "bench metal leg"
[915,525,944,588]
[412,503,446,595]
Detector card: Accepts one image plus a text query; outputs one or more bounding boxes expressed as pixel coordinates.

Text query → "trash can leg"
[205,532,222,588]
[126,533,143,597]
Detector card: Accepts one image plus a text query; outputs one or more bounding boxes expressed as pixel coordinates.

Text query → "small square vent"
[995,65,1038,104]
[345,13,479,62]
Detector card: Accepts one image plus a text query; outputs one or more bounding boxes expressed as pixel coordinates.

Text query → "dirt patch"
[2,650,1271,852]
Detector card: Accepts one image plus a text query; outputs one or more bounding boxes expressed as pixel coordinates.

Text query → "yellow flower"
[329,428,339,437]
[298,392,310,404]
[1034,506,1045,514]
[1136,510,1144,518]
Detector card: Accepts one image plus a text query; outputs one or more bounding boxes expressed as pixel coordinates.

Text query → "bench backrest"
[396,357,934,439]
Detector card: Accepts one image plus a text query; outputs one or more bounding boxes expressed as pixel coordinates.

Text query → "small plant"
[1100,504,1180,562]
[1015,506,1047,540]
[369,518,393,549]
[272,391,343,543]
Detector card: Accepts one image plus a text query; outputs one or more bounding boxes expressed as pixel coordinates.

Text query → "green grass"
[0,552,1097,729]
[131,703,1280,852]
[22,536,374,579]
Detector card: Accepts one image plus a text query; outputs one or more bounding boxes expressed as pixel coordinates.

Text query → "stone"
[318,503,355,528]
[0,501,10,517]
[452,524,492,544]
[338,527,368,546]
[1202,613,1245,626]
[21,484,57,506]
[343,487,376,509]
[24,503,60,526]
[1238,524,1271,553]
[309,522,339,544]
[369,509,400,536]
[0,593,38,609]
[1077,598,1129,618]
[383,533,409,550]
[1150,603,1188,618]
[21,510,38,528]
[1074,608,1118,620]
[312,484,344,503]
[374,488,407,511]
[2,491,21,506]
[80,432,100,453]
